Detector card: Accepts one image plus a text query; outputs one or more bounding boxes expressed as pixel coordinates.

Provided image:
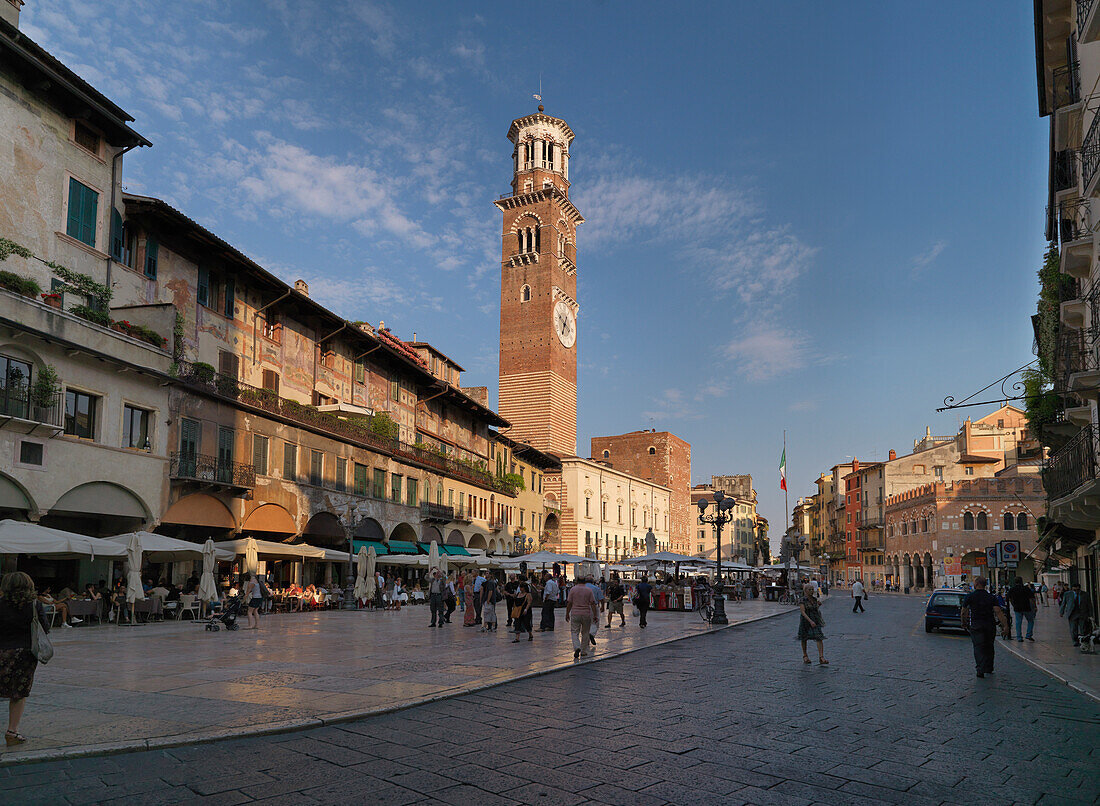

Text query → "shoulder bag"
[30,604,54,664]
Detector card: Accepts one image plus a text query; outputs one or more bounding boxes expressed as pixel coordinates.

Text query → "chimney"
[1,1,23,28]
[412,332,417,342]
[888,449,896,461]
[294,279,309,296]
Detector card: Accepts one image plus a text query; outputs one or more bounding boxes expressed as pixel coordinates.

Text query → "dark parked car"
[925,589,965,633]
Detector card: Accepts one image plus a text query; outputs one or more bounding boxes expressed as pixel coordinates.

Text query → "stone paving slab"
[5,595,1098,805]
[997,606,1100,703]
[2,598,791,764]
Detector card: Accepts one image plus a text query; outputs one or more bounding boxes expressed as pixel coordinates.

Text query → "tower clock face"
[553,301,576,348]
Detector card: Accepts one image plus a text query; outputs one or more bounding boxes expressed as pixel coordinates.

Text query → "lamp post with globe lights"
[697,490,736,625]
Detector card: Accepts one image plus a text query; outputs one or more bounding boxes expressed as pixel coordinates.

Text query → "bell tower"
[495,106,583,457]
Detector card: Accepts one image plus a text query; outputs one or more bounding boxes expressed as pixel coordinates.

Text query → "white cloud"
[575,168,815,305]
[788,400,817,413]
[452,41,486,68]
[724,325,811,382]
[912,240,947,272]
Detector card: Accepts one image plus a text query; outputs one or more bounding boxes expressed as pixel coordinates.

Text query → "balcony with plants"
[0,364,63,434]
[172,359,515,496]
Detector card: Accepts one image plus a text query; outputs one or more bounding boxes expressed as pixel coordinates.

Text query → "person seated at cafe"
[166,584,182,603]
[142,578,154,595]
[38,587,80,627]
[148,582,170,600]
[185,573,200,595]
[81,583,101,601]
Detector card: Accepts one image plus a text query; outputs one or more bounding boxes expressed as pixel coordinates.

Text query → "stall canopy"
[625,551,701,565]
[514,550,590,564]
[757,563,818,573]
[212,539,326,560]
[442,544,471,556]
[351,539,422,556]
[0,519,128,559]
[106,531,235,562]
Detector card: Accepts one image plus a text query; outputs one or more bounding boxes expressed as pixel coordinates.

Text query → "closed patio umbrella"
[353,546,369,605]
[125,532,145,625]
[198,538,219,613]
[365,546,377,602]
[243,537,259,578]
[428,540,440,573]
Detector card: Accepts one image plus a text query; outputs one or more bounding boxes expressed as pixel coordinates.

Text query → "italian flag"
[779,447,787,491]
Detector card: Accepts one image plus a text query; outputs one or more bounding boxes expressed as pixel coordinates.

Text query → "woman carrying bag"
[0,572,51,746]
[511,582,533,643]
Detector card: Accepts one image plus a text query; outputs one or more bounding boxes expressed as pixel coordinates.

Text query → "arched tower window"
[963,511,975,530]
[520,285,531,302]
[648,446,656,455]
[1003,512,1015,531]
[1017,512,1028,530]
[602,450,610,459]
[976,512,987,530]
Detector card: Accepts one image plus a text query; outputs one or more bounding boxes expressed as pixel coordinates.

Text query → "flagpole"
[783,430,789,520]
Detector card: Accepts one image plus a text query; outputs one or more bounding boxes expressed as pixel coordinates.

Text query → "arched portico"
[302,512,345,547]
[468,533,488,550]
[390,522,418,543]
[353,517,385,541]
[445,529,466,546]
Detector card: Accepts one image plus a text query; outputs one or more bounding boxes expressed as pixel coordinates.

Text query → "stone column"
[901,561,911,591]
[925,557,934,590]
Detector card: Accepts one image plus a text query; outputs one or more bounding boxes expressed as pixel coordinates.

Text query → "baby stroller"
[204,594,242,631]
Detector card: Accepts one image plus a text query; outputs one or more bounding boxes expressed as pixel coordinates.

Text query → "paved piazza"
[2,595,1097,805]
[6,598,787,763]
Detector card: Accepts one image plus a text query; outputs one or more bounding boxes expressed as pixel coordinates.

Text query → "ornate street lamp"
[697,491,736,625]
[341,504,359,610]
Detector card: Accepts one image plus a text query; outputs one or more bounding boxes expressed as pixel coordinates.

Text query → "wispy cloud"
[575,166,816,306]
[912,240,947,272]
[724,325,812,382]
[788,399,817,413]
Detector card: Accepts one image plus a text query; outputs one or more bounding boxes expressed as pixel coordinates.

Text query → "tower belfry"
[495,107,584,457]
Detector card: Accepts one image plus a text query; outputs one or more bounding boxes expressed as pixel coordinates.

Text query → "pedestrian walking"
[457,571,466,612]
[243,573,261,630]
[585,577,604,646]
[510,582,533,643]
[606,574,627,628]
[1039,581,1049,607]
[428,570,446,628]
[480,572,499,632]
[798,585,828,666]
[504,574,519,628]
[1007,577,1037,642]
[1059,582,1092,646]
[463,574,477,626]
[539,571,559,632]
[472,569,484,624]
[851,577,866,613]
[634,575,653,629]
[960,577,1009,678]
[0,572,50,747]
[566,574,598,658]
[444,572,457,623]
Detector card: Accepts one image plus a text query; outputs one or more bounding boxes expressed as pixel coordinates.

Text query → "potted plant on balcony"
[0,271,42,299]
[30,364,60,420]
[40,292,62,309]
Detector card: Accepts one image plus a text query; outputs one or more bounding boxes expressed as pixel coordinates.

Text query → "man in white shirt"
[585,577,605,645]
[851,577,866,613]
[539,571,560,632]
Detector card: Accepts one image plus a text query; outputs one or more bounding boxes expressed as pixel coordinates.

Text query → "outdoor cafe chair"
[176,594,199,621]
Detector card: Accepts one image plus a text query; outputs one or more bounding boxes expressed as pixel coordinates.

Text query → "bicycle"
[778,589,804,606]
[695,590,714,623]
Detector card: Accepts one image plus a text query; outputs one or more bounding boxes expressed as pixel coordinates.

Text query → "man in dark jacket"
[1007,577,1037,642]
[960,577,1008,678]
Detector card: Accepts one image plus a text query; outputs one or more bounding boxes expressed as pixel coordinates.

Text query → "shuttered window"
[353,463,368,495]
[334,457,347,491]
[310,450,324,486]
[66,178,98,247]
[197,267,209,307]
[252,435,268,475]
[223,278,235,318]
[110,209,124,262]
[218,351,239,379]
[283,443,297,480]
[144,236,158,279]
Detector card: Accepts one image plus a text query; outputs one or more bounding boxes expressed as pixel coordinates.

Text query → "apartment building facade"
[690,475,759,564]
[1034,0,1100,616]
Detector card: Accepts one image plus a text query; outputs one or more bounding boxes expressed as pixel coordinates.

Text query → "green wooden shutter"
[197,267,209,306]
[224,277,235,318]
[144,237,158,279]
[77,183,98,247]
[66,179,83,241]
[110,209,124,261]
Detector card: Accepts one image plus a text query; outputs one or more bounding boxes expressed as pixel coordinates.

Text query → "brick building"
[591,429,691,553]
[884,476,1044,590]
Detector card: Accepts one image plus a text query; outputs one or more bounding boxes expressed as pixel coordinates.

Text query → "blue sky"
[22,1,1046,545]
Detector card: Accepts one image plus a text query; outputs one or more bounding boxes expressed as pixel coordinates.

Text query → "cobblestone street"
[3,595,1097,805]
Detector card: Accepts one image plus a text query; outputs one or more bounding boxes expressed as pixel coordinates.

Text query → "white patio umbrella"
[428,540,441,573]
[125,532,145,625]
[243,537,259,577]
[353,546,369,605]
[197,538,219,610]
[365,546,377,601]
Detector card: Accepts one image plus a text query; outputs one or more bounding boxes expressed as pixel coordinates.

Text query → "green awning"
[351,540,388,555]
[387,540,421,555]
[442,545,471,556]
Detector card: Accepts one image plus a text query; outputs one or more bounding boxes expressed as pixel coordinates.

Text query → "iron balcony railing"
[172,360,517,497]
[860,533,886,551]
[488,517,506,531]
[1054,330,1092,395]
[170,452,256,488]
[419,502,455,522]
[1079,0,1097,35]
[1044,422,1099,500]
[1082,113,1100,191]
[1055,149,1079,193]
[1054,61,1082,110]
[1058,198,1094,244]
[0,387,63,428]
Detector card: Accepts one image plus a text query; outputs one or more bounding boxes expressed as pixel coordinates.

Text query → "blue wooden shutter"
[197,267,209,306]
[144,237,158,279]
[224,277,235,318]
